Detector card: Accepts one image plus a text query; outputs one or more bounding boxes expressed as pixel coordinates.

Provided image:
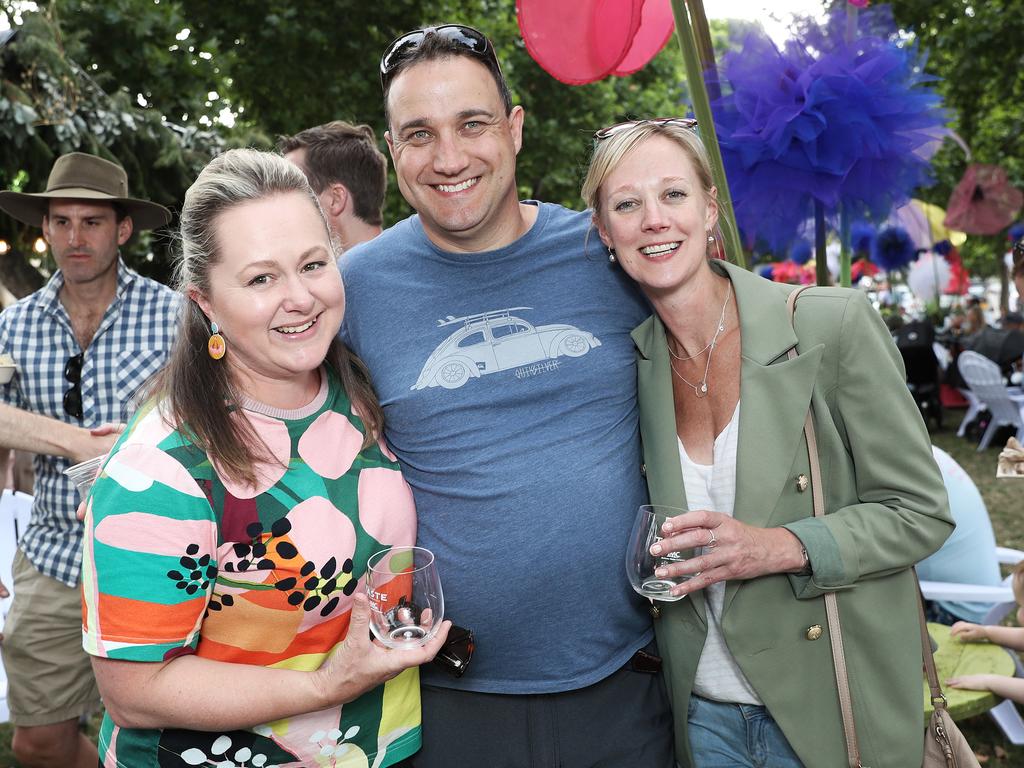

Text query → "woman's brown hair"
[150,148,383,485]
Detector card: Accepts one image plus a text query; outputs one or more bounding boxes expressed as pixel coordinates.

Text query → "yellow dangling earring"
[208,321,226,360]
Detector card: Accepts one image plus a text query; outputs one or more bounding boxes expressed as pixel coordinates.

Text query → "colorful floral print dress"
[82,370,421,767]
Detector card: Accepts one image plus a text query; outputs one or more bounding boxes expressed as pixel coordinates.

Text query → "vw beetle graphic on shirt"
[412,307,601,390]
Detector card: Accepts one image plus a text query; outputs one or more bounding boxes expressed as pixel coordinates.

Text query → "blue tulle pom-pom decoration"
[757,264,776,279]
[850,222,877,255]
[871,226,916,271]
[789,239,813,265]
[933,239,954,256]
[1009,222,1024,242]
[712,6,948,252]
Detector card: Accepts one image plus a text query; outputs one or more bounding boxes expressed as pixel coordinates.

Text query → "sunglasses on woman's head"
[594,117,699,142]
[380,24,496,90]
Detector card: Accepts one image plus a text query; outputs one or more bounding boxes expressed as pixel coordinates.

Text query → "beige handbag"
[787,286,981,768]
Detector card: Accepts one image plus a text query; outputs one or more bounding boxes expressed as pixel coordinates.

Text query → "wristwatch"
[797,545,812,575]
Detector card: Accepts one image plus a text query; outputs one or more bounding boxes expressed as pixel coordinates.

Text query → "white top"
[678,401,762,705]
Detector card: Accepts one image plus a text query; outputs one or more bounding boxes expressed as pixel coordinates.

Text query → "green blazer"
[633,261,952,768]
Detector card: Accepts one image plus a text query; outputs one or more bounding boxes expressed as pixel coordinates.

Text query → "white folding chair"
[956,387,986,438]
[0,490,32,626]
[920,547,1024,626]
[0,489,33,723]
[957,351,1024,450]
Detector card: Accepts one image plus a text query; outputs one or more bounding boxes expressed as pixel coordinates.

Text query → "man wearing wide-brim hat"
[0,152,180,767]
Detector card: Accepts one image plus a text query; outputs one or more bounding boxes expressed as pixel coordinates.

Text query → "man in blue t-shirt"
[340,23,674,768]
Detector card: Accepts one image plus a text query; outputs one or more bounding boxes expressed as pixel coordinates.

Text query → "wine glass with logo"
[625,504,697,601]
[366,546,444,649]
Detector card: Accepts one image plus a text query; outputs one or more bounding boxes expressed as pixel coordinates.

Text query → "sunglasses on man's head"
[63,353,83,420]
[380,24,496,90]
[594,117,699,142]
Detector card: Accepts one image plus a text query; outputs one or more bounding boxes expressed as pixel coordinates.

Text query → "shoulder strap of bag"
[787,287,946,768]
[917,584,949,710]
[787,286,863,768]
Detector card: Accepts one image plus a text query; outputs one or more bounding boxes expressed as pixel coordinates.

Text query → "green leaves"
[893,0,1024,279]
[1,0,707,283]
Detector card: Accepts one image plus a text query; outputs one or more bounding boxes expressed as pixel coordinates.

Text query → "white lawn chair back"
[957,350,1024,450]
[0,489,33,723]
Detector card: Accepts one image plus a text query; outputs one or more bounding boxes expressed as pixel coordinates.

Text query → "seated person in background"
[1003,312,1024,333]
[1003,312,1024,384]
[1013,239,1024,312]
[917,446,1003,626]
[963,303,988,337]
[947,562,1024,702]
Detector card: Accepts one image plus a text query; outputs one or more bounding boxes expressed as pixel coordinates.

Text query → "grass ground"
[0,412,1018,766]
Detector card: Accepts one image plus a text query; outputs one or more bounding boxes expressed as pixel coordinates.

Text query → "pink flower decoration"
[105,443,207,498]
[613,0,676,76]
[518,0,673,85]
[214,412,290,499]
[297,410,363,479]
[847,0,870,7]
[94,512,216,556]
[357,467,417,547]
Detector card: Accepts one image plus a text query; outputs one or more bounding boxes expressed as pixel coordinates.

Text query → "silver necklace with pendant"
[668,283,732,398]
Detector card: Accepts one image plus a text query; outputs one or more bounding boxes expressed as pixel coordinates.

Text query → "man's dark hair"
[277,121,387,227]
[382,27,513,127]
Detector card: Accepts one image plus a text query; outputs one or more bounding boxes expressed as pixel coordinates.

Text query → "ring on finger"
[706,528,717,548]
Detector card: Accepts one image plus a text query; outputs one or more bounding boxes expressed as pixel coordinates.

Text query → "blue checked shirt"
[0,260,180,586]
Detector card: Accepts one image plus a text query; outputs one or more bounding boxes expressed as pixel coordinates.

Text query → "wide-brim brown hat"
[0,152,171,231]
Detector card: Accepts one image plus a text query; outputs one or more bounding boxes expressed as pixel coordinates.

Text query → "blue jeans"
[687,694,804,768]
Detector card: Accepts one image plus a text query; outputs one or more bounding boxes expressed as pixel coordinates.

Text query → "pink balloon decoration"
[613,0,676,76]
[517,0,645,85]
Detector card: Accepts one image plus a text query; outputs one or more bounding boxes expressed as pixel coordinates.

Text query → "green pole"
[669,0,746,269]
[838,3,858,288]
[839,207,852,287]
[815,202,829,286]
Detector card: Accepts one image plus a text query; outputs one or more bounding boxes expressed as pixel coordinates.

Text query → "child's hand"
[950,621,989,643]
[947,673,998,692]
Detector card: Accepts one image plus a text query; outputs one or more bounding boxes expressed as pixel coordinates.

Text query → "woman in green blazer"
[582,120,952,767]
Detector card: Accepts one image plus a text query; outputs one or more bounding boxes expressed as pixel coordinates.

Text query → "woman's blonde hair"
[581,120,717,222]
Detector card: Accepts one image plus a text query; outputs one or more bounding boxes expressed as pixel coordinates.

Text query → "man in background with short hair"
[279,120,388,250]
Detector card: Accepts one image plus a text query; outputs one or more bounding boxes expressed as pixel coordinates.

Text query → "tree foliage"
[1,0,711,291]
[0,1,263,291]
[890,0,1024,279]
[178,0,691,222]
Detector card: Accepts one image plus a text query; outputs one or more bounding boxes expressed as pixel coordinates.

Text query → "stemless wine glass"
[366,546,444,649]
[625,504,697,601]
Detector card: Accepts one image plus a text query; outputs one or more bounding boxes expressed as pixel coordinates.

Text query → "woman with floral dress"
[81,149,449,767]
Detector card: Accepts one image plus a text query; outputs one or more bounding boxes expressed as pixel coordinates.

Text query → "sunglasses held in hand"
[433,624,475,678]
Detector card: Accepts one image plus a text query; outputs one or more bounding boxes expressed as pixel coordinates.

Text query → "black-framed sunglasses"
[431,624,475,678]
[380,24,495,90]
[594,117,699,142]
[63,353,83,420]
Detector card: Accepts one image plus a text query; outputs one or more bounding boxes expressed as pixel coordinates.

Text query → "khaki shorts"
[0,549,101,726]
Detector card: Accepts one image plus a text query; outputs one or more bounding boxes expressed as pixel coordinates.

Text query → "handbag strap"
[786,286,863,768]
[918,583,948,707]
[786,287,945,767]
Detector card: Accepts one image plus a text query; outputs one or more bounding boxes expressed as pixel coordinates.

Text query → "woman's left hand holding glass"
[649,509,807,598]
